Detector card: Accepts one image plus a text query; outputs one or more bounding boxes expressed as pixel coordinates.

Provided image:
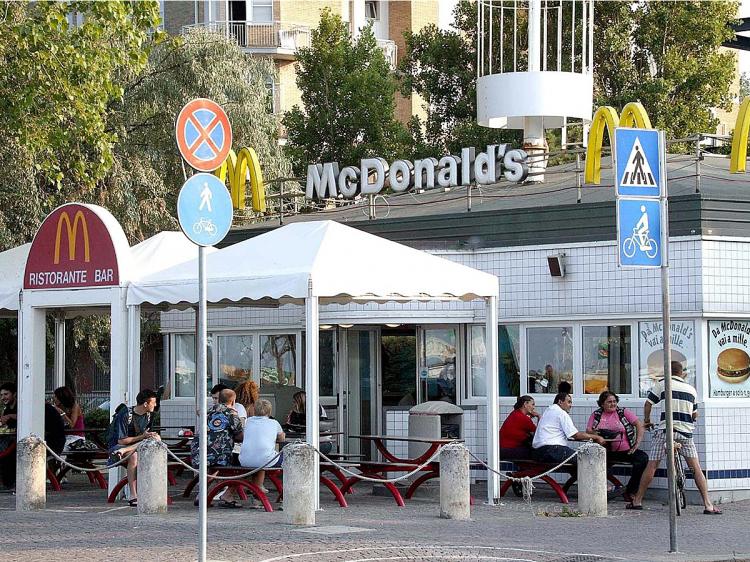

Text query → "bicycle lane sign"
[617,198,663,267]
[177,173,233,247]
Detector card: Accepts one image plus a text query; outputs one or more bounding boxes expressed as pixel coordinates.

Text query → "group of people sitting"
[499,362,721,514]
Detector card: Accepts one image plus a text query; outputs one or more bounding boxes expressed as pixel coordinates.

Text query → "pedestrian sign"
[177,173,233,247]
[615,128,663,198]
[175,98,233,172]
[617,198,663,268]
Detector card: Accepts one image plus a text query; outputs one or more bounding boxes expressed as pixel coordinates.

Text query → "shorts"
[649,431,698,461]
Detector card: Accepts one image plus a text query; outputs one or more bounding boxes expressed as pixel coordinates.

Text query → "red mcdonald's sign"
[24,204,121,289]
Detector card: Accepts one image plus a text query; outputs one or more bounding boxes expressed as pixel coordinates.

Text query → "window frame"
[365,1,380,21]
[579,322,636,397]
[250,0,273,23]
[463,323,521,405]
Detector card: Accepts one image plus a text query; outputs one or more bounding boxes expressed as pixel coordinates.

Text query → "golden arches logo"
[585,102,652,185]
[54,210,90,264]
[213,147,266,212]
[730,97,750,174]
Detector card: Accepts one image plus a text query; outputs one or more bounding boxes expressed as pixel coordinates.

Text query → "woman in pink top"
[587,391,647,502]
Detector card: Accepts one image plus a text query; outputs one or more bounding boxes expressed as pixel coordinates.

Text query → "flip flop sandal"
[703,508,722,515]
[625,503,642,510]
[218,500,242,509]
[128,499,137,508]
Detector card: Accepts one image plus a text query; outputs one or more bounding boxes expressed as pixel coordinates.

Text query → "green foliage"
[283,9,410,173]
[84,407,110,430]
[741,72,750,100]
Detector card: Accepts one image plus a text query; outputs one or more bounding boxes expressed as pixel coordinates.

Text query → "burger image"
[716,348,750,384]
[647,350,687,380]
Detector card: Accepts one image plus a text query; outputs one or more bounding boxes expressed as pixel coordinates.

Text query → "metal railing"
[44,391,109,414]
[182,20,311,51]
[377,39,398,68]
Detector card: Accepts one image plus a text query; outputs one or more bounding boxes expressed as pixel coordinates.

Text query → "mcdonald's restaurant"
[147,145,750,502]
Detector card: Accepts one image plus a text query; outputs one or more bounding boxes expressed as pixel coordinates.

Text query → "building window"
[251,0,273,23]
[365,1,379,21]
[173,334,213,398]
[420,327,457,403]
[260,334,297,389]
[300,330,337,399]
[381,328,417,407]
[526,327,573,394]
[582,325,632,395]
[467,325,520,399]
[217,334,253,389]
[264,76,277,114]
[638,320,695,397]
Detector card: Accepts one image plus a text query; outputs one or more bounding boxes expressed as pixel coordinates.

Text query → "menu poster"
[638,320,695,397]
[709,320,750,398]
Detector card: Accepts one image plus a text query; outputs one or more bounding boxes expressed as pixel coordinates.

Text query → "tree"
[741,72,750,100]
[400,0,738,151]
[283,9,410,173]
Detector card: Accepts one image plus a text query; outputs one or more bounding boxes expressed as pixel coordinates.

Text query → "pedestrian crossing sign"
[615,128,663,198]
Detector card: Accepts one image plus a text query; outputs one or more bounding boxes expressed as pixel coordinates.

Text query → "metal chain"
[42,441,133,472]
[162,442,282,480]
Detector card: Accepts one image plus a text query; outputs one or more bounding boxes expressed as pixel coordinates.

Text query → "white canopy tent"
[128,220,502,502]
[0,243,30,314]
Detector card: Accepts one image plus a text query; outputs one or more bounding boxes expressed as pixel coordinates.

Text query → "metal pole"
[197,246,208,561]
[659,130,678,553]
[576,152,582,203]
[695,135,702,194]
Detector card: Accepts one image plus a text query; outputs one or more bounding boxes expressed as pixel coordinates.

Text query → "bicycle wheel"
[646,238,658,259]
[623,237,636,258]
[674,458,686,515]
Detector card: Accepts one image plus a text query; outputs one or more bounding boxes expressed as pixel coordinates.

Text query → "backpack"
[591,407,636,449]
[103,403,128,450]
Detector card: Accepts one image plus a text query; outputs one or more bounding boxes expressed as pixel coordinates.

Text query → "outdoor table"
[65,428,107,449]
[349,434,461,464]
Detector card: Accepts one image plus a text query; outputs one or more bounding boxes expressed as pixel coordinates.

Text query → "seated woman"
[285,391,333,454]
[52,386,84,450]
[239,399,285,490]
[500,395,539,460]
[586,390,647,502]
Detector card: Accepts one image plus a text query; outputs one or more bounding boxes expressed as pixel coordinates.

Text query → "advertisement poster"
[638,320,695,397]
[709,320,750,398]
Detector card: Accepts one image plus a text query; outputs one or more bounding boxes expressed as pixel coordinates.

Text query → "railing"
[377,39,398,68]
[44,391,110,414]
[182,21,311,52]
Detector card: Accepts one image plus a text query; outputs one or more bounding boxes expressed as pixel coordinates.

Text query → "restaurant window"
[173,333,213,398]
[300,330,336,399]
[467,325,521,400]
[365,1,379,20]
[420,327,457,404]
[217,334,254,389]
[526,327,573,394]
[251,0,272,22]
[381,328,417,407]
[582,325,632,395]
[260,334,297,390]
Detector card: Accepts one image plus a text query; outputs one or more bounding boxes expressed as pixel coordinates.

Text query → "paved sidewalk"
[0,480,747,562]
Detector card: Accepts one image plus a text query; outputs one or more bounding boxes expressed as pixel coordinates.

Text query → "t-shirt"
[233,403,247,420]
[647,376,698,437]
[500,409,537,449]
[110,405,153,451]
[44,403,66,456]
[586,408,638,452]
[238,416,283,468]
[532,404,578,448]
[191,403,243,467]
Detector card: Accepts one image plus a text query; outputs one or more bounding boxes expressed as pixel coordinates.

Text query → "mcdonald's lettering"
[54,210,90,264]
[213,147,266,212]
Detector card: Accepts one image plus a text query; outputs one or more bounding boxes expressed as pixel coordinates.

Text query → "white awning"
[127,220,498,306]
[0,243,30,313]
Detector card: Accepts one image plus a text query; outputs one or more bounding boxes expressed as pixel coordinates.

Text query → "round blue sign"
[177,173,233,247]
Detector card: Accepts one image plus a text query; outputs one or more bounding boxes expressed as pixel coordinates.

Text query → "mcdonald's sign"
[213,147,266,212]
[730,96,750,174]
[24,204,120,289]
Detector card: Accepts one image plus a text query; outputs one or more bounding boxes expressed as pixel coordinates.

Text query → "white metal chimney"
[476,0,594,182]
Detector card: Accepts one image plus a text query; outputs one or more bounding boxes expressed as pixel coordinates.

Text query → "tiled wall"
[702,239,750,314]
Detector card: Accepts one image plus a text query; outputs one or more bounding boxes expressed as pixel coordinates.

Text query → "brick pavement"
[0,477,747,562]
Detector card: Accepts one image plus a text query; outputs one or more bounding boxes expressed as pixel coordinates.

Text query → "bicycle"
[193,218,217,236]
[622,228,658,259]
[647,424,687,516]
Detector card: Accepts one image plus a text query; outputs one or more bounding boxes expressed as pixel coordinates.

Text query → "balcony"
[182,21,311,59]
[377,39,398,68]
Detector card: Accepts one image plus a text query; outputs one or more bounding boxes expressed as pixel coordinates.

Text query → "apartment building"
[162,1,457,126]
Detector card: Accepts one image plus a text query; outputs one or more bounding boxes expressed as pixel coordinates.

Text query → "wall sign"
[24,204,122,289]
[305,144,529,200]
[638,320,695,397]
[709,320,750,398]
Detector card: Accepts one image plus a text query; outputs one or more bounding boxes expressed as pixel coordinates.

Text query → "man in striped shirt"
[628,361,721,514]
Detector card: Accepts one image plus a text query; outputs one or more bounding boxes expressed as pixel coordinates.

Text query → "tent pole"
[305,285,320,509]
[485,295,500,504]
[53,312,66,389]
[109,288,130,497]
[127,305,141,406]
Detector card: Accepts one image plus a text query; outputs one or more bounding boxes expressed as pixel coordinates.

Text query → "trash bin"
[408,401,463,459]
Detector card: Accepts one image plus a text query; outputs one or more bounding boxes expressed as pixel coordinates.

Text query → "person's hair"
[553,392,570,406]
[54,386,76,410]
[218,389,236,405]
[254,398,272,417]
[671,361,684,377]
[0,382,16,394]
[513,395,534,410]
[557,381,572,395]
[292,391,306,414]
[136,388,157,405]
[234,380,259,408]
[597,390,619,408]
[211,383,229,395]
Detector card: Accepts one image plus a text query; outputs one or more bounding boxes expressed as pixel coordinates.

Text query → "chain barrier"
[41,440,133,472]
[162,442,282,480]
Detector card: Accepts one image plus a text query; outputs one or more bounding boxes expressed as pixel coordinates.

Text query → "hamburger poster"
[709,320,750,398]
[639,320,695,397]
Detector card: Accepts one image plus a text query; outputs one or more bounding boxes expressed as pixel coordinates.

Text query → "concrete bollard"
[577,442,607,517]
[16,435,46,511]
[439,443,470,520]
[137,438,168,515]
[283,442,315,525]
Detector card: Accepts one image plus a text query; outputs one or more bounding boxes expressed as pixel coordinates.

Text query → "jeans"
[608,449,649,495]
[532,444,577,465]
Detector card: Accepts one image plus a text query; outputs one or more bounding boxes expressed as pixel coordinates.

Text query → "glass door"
[341,329,379,459]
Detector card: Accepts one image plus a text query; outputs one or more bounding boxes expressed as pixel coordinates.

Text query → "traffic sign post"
[615,128,678,553]
[175,99,233,562]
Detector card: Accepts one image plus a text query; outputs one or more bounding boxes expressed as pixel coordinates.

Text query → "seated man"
[0,382,18,489]
[108,389,160,507]
[532,392,605,464]
[191,389,244,508]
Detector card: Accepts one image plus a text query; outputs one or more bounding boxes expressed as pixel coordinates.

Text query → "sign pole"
[659,130,678,553]
[197,245,208,561]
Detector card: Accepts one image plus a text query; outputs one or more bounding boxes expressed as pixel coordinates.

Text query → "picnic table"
[349,434,459,464]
